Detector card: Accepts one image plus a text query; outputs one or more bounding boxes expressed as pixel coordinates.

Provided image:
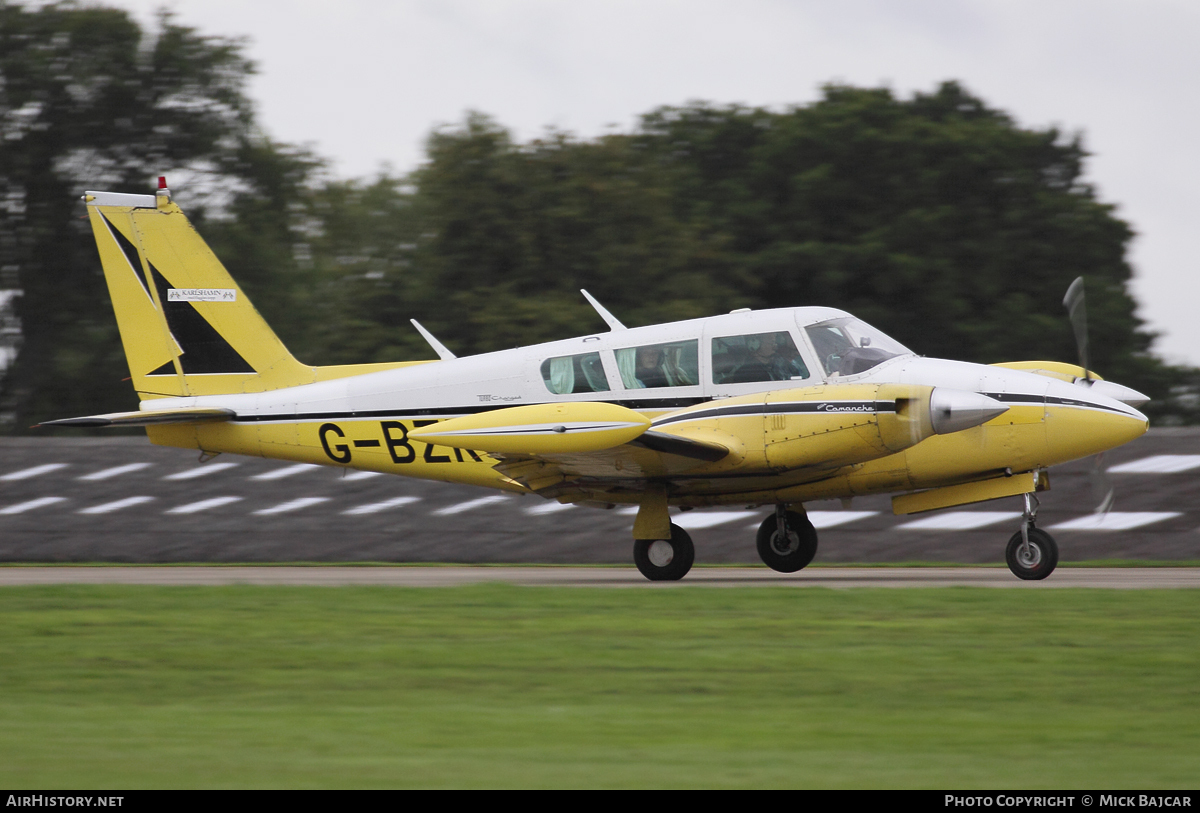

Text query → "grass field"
[1,585,1197,788]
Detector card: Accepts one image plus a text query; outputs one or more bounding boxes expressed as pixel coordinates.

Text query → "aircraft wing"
[408,382,1002,502]
[630,430,729,462]
[489,436,732,492]
[405,402,735,497]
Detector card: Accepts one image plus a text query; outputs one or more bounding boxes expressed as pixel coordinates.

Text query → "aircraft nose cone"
[929,388,1009,435]
[1046,399,1148,462]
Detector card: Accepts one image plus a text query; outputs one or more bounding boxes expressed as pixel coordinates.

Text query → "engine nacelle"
[761,383,1006,473]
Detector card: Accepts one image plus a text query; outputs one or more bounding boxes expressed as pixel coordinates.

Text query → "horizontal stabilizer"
[38,407,235,428]
[408,402,650,455]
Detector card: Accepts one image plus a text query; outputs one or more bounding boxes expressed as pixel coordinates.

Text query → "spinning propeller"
[1063,276,1092,385]
[1064,276,1114,514]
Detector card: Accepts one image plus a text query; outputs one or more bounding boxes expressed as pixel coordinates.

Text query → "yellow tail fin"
[86,188,313,397]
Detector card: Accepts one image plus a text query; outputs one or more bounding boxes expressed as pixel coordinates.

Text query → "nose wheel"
[633,523,695,581]
[1006,527,1059,580]
[1006,492,1059,580]
[756,506,818,573]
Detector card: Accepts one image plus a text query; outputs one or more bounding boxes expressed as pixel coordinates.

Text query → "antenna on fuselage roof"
[580,289,627,331]
[410,319,457,361]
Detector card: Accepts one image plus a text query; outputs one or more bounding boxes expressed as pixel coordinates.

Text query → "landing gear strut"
[756,505,818,573]
[1006,491,1059,580]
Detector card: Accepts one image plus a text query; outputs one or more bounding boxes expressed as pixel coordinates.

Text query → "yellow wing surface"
[443,384,943,505]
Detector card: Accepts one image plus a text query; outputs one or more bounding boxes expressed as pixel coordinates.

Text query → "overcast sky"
[103,0,1200,366]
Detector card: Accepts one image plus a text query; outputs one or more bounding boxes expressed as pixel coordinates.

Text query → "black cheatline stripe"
[234,397,899,427]
[220,389,1139,427]
[982,391,1134,416]
[651,403,764,427]
[421,422,628,437]
[230,397,712,425]
[652,400,896,428]
[1044,394,1134,414]
[982,392,1045,405]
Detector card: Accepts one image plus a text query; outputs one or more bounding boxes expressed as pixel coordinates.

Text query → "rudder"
[85,186,313,398]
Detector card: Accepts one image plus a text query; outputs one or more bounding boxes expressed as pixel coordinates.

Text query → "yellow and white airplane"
[43,182,1150,581]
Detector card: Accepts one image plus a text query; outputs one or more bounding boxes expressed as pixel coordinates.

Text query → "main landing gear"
[633,524,695,581]
[1006,492,1059,580]
[756,505,818,573]
[631,503,819,581]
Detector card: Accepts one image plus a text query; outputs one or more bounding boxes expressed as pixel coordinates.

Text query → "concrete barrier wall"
[2,431,1198,564]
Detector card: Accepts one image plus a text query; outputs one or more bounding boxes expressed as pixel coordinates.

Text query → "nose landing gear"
[1006,492,1059,580]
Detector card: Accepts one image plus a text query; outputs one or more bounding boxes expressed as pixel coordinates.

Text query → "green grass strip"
[1,585,1197,788]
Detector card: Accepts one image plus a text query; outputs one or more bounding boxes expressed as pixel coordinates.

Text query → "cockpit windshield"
[804,317,913,377]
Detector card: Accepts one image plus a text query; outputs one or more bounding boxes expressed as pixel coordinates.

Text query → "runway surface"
[1,565,1197,588]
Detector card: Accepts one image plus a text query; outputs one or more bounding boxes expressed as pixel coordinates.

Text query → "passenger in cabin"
[636,345,671,389]
[616,341,698,388]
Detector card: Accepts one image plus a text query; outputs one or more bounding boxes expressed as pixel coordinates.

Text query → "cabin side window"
[711,331,810,384]
[614,340,699,389]
[540,352,610,395]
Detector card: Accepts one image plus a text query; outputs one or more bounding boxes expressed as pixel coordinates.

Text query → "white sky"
[103,0,1200,366]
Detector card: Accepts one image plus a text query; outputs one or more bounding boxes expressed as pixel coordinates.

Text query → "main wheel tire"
[756,510,818,573]
[1005,527,1059,580]
[633,524,695,581]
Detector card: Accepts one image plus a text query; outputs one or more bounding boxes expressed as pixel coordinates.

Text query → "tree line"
[2,1,1195,431]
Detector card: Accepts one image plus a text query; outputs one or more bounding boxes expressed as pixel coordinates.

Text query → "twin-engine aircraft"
[44,182,1150,581]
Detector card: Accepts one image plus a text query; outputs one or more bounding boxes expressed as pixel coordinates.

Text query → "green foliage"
[286,86,1186,418]
[635,84,1154,380]
[0,1,313,429]
[1,1,1191,428]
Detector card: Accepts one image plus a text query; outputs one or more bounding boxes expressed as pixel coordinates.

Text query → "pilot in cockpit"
[719,332,809,383]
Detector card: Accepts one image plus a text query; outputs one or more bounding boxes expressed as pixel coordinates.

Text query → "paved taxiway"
[1,566,1197,588]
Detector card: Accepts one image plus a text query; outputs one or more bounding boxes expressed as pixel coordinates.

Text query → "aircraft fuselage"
[141,306,1147,509]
